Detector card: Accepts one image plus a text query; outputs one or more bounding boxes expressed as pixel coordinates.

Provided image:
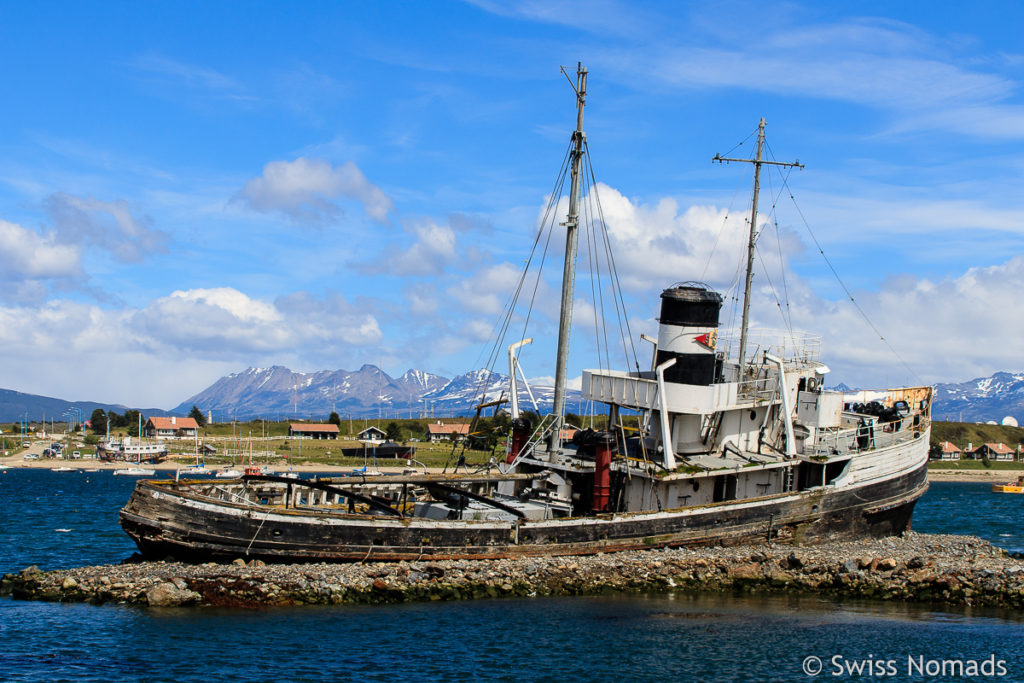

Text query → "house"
[424,421,470,443]
[937,441,961,461]
[965,442,1015,461]
[289,423,339,440]
[358,426,387,442]
[144,416,199,440]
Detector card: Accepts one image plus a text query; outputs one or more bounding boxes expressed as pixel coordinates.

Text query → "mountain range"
[170,365,574,422]
[2,368,1023,425]
[931,371,1024,425]
[0,388,174,425]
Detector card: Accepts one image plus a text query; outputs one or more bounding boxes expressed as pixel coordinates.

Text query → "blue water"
[1,469,1023,682]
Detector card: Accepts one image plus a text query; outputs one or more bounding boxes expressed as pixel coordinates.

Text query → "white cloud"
[237,158,394,223]
[46,192,167,263]
[769,256,1024,388]
[0,219,81,281]
[591,183,784,292]
[132,287,382,357]
[0,286,387,406]
[447,262,523,314]
[389,220,458,275]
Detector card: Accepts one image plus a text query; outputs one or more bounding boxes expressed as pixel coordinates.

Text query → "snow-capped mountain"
[171,365,580,421]
[932,371,1024,424]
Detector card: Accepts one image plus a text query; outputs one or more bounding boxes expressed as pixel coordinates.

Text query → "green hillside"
[930,421,1024,449]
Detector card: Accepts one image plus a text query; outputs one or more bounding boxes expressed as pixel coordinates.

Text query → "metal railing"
[804,418,923,457]
[718,328,822,367]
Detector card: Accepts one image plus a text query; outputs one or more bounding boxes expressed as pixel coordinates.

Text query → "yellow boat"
[992,475,1024,493]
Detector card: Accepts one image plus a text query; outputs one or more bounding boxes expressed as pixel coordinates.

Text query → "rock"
[728,563,762,580]
[145,582,200,607]
[61,577,78,590]
[786,552,804,569]
[877,558,898,571]
[231,558,246,567]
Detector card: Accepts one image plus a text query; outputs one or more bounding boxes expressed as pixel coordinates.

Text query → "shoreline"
[2,532,1021,609]
[0,456,420,475]
[3,456,1022,482]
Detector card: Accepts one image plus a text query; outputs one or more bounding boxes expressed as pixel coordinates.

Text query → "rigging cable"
[780,177,924,386]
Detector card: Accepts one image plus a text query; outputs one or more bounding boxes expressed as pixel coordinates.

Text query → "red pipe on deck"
[507,418,529,464]
[592,435,613,512]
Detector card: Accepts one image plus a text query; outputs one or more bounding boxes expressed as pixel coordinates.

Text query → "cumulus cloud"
[447,263,527,314]
[782,256,1024,388]
[582,183,791,293]
[46,192,168,263]
[0,287,387,406]
[0,219,81,281]
[389,220,458,275]
[131,287,382,358]
[237,158,393,223]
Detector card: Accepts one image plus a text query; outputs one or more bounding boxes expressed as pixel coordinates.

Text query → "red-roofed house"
[145,416,199,440]
[424,422,470,443]
[965,442,1015,461]
[289,423,339,440]
[937,441,962,461]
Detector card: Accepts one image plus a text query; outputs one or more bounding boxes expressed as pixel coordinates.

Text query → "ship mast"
[713,118,802,371]
[549,62,588,450]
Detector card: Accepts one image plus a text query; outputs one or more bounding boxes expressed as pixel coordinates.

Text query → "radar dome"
[1002,416,1019,427]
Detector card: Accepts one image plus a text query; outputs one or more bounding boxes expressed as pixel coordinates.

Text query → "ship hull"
[120,460,928,563]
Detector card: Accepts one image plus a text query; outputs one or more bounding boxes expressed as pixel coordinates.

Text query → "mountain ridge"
[2,369,1023,425]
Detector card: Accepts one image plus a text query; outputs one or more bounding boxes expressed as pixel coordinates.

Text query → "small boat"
[992,475,1024,493]
[50,466,75,472]
[97,437,167,464]
[114,467,157,476]
[215,468,243,479]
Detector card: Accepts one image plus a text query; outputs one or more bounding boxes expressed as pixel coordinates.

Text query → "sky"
[1,0,1023,408]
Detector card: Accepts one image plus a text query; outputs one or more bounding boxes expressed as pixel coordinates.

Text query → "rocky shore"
[2,532,1022,610]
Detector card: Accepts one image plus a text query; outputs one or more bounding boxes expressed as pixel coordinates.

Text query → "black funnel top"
[659,284,723,327]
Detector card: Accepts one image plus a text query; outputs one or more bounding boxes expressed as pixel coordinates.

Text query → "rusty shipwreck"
[120,65,932,562]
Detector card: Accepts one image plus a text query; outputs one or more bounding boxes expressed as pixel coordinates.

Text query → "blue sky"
[2,0,1023,407]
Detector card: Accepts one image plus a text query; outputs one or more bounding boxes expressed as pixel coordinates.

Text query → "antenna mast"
[549,62,588,450]
[713,118,802,371]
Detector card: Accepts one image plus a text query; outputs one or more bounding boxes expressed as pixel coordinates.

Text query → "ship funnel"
[655,283,723,386]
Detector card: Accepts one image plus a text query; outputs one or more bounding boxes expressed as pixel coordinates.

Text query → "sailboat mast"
[550,62,588,449]
[713,118,803,372]
[738,119,766,371]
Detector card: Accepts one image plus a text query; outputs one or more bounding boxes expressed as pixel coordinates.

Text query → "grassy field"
[927,460,1024,470]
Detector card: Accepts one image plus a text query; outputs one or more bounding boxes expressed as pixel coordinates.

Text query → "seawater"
[1,469,1022,682]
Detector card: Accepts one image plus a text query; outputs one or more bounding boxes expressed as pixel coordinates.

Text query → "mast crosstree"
[713,118,803,371]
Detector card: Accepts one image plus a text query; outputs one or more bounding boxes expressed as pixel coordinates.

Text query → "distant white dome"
[986,421,998,425]
[1002,416,1019,427]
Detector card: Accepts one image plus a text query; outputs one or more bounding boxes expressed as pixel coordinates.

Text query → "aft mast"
[713,118,802,371]
[549,62,588,450]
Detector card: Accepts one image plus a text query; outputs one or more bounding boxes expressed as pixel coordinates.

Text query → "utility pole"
[713,118,802,371]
